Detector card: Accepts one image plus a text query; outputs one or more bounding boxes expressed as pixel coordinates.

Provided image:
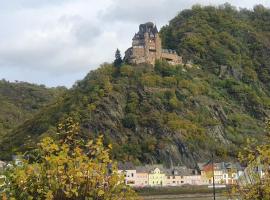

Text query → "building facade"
[148,166,166,187]
[200,162,243,185]
[135,166,149,187]
[118,162,137,187]
[117,162,243,188]
[165,168,185,186]
[124,22,182,65]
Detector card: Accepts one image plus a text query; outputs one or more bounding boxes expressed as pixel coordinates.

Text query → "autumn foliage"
[2,118,138,200]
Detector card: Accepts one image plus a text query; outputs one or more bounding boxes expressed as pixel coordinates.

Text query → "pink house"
[135,166,149,187]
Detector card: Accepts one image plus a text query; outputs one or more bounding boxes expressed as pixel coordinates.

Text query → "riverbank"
[141,193,227,200]
[135,185,229,196]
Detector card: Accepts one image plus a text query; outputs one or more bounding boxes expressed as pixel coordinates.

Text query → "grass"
[135,185,229,196]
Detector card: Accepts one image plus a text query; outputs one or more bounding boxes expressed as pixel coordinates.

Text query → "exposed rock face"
[219,65,243,80]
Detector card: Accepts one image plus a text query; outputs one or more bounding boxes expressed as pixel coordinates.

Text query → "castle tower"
[124,22,182,65]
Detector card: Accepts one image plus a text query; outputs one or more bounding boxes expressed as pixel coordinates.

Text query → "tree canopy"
[1,118,138,200]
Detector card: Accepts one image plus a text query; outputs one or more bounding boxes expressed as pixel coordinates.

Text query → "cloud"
[0,0,111,87]
[0,0,269,87]
[101,0,270,25]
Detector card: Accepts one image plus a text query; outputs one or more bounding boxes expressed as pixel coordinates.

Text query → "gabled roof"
[201,162,243,172]
[135,164,165,173]
[164,166,198,176]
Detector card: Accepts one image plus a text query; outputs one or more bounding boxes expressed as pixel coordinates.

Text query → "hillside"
[0,80,66,141]
[1,4,270,167]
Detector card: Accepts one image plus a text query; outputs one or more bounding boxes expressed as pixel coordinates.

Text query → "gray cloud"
[0,0,269,87]
[101,0,270,25]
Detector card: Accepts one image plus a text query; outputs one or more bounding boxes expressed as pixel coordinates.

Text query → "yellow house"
[148,166,165,186]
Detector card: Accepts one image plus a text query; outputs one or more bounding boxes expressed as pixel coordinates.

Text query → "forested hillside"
[0,80,66,140]
[1,4,270,167]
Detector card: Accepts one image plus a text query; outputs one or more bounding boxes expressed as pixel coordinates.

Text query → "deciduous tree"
[2,117,138,200]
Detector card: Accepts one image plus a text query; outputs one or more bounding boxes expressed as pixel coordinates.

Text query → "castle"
[124,22,182,65]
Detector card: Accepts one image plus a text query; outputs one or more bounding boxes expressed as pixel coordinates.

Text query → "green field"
[136,186,228,196]
[137,186,233,200]
[141,194,226,200]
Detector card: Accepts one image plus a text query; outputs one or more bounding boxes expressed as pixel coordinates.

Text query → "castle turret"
[124,22,182,65]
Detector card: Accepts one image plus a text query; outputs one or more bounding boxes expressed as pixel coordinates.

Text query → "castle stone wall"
[124,22,182,66]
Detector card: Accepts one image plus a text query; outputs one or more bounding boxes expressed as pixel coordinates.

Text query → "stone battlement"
[124,22,182,65]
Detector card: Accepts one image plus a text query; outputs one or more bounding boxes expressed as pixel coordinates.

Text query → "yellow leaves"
[108,144,113,150]
[39,137,59,154]
[233,121,270,199]
[5,118,138,200]
[98,190,105,197]
[76,171,83,177]
[45,191,53,200]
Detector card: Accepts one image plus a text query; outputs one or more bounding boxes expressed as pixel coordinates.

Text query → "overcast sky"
[0,0,269,87]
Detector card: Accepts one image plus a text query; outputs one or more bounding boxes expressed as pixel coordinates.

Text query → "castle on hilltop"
[124,22,182,65]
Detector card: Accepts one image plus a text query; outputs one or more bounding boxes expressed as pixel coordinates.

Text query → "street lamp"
[212,153,216,200]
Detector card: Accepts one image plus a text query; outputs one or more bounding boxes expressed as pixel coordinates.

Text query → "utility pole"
[212,153,216,200]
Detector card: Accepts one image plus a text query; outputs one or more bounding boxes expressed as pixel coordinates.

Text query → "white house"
[118,162,137,187]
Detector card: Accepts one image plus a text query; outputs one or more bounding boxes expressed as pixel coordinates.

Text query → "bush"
[2,118,138,200]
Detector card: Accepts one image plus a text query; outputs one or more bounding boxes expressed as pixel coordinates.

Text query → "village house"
[124,22,182,66]
[147,165,166,187]
[118,162,136,187]
[134,166,149,187]
[164,167,185,186]
[165,166,203,186]
[117,162,244,188]
[184,171,204,185]
[222,163,243,185]
[200,162,243,185]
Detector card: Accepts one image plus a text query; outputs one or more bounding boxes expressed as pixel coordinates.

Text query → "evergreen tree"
[114,48,122,67]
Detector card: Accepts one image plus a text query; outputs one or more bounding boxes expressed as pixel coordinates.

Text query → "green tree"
[114,49,123,67]
[2,118,138,200]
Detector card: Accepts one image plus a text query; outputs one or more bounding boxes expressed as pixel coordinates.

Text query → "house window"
[127,180,135,185]
[131,173,134,177]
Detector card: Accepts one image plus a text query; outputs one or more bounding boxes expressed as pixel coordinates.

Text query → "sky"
[0,0,269,88]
